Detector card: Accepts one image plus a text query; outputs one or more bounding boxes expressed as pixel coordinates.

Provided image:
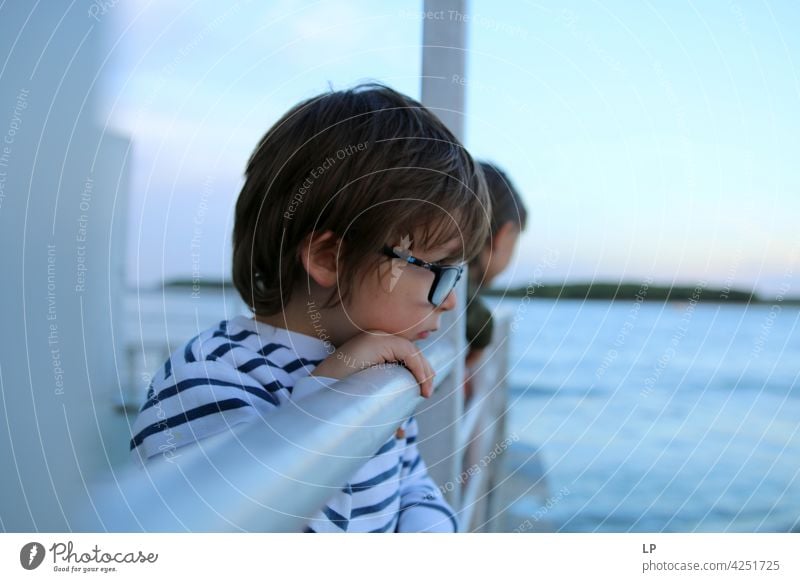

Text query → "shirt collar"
[230,315,333,362]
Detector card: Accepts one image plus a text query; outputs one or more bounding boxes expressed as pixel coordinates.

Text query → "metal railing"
[72,340,459,532]
[72,307,512,532]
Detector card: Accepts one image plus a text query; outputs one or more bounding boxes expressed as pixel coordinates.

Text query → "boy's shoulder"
[144,315,335,409]
[160,315,329,381]
[130,315,331,464]
[179,316,265,365]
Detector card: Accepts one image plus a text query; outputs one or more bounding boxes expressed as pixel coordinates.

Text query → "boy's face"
[343,235,461,342]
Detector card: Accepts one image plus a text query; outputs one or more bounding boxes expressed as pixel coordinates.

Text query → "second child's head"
[232,83,491,346]
[470,162,528,287]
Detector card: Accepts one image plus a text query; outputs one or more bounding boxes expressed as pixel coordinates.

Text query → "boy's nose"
[438,289,458,312]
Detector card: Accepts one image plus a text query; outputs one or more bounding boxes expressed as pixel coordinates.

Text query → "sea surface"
[485,296,800,532]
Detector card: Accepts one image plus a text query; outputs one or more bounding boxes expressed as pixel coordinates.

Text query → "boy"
[129,83,491,533]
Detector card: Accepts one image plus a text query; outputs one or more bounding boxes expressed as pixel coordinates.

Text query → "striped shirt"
[129,315,458,533]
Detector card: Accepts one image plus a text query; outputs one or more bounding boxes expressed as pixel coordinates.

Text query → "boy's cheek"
[352,281,432,333]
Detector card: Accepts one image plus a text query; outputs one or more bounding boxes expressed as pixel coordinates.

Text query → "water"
[489,297,800,532]
[124,288,800,532]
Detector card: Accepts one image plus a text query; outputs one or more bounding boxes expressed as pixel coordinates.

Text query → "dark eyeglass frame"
[381,244,464,307]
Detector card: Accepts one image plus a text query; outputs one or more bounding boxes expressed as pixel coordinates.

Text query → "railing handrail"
[70,341,458,532]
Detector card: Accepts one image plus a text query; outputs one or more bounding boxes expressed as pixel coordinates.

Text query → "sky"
[102,0,800,297]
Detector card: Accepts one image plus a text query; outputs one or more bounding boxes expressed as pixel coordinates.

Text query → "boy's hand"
[310,331,435,398]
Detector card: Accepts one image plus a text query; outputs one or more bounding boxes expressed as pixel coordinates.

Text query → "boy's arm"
[395,416,458,532]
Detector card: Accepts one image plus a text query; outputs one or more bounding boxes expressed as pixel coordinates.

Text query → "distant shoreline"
[153,278,800,305]
[480,282,800,305]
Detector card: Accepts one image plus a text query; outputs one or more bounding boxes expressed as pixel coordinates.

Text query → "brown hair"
[478,161,527,236]
[232,83,491,316]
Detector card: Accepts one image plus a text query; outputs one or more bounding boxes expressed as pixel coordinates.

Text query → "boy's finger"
[419,355,433,398]
[423,358,434,397]
[411,349,434,398]
[405,351,429,398]
[415,351,432,398]
[389,339,431,398]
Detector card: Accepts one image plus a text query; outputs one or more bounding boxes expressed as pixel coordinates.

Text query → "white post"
[416,0,469,513]
[420,0,467,140]
[0,5,130,530]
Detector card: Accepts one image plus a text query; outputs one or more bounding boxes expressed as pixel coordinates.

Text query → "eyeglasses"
[381,244,464,307]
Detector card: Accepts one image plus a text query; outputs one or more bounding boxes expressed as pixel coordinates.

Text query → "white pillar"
[416,0,469,513]
[421,0,468,141]
[0,4,129,531]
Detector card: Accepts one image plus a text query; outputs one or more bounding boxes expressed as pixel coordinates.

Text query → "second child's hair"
[232,83,491,316]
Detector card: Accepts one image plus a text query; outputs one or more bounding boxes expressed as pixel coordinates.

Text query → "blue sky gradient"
[104,1,799,297]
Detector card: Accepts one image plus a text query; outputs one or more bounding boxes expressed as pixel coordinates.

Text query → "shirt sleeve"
[129,358,280,465]
[395,416,459,532]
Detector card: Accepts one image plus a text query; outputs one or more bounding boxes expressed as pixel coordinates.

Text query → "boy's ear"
[298,230,341,289]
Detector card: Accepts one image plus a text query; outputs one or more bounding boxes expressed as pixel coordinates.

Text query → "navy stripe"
[163,358,172,380]
[399,501,458,532]
[236,355,320,375]
[374,438,396,457]
[141,377,280,412]
[130,398,252,450]
[408,454,422,473]
[406,435,417,444]
[351,490,400,518]
[211,328,256,342]
[350,464,400,493]
[237,357,284,374]
[322,505,349,531]
[402,451,421,470]
[261,380,290,394]
[303,526,316,533]
[257,343,285,358]
[184,334,200,363]
[206,342,239,360]
[369,515,399,533]
[282,357,324,373]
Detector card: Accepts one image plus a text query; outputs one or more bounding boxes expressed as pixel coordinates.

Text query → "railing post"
[416,0,470,514]
[69,343,458,532]
[420,0,468,140]
[0,6,130,531]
